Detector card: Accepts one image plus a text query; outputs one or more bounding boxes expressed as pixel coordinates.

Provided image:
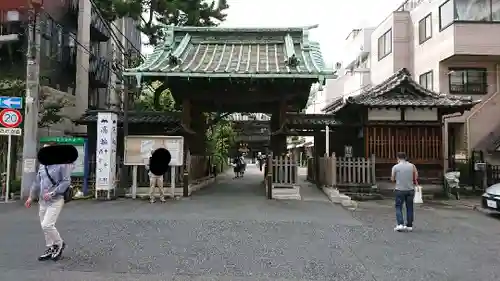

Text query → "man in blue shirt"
[25,144,72,261]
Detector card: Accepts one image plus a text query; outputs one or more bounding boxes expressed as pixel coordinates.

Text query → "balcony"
[395,0,426,12]
[89,55,110,87]
[67,0,110,41]
[452,23,500,56]
[0,10,23,45]
[90,7,110,41]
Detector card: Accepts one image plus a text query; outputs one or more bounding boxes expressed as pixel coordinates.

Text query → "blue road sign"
[0,96,22,109]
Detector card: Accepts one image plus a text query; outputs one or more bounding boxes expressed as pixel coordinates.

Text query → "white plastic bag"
[414,185,423,204]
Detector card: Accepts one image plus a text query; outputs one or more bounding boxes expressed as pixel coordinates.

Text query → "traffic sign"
[0,96,22,109]
[0,128,21,136]
[0,109,22,128]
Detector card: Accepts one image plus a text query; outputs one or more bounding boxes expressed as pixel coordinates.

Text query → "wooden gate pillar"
[190,105,206,155]
[313,131,326,187]
[181,99,192,197]
[270,101,287,155]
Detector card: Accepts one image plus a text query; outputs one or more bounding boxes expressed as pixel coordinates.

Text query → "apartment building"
[295,83,327,148]
[325,0,500,164]
[0,0,141,136]
[325,28,374,103]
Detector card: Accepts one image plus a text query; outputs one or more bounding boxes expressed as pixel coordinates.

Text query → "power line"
[88,0,144,60]
[41,10,122,75]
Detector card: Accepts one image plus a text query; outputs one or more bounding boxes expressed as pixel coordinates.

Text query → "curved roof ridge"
[162,25,319,33]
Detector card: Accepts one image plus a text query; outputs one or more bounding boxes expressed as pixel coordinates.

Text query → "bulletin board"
[124,135,184,166]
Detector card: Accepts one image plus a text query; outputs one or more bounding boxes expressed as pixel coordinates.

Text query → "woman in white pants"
[25,162,72,261]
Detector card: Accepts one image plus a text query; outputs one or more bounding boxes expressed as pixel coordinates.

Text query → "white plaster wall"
[410,0,455,91]
[370,13,396,84]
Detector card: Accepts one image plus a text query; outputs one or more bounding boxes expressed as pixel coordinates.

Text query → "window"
[439,0,454,30]
[419,14,432,43]
[419,71,433,90]
[68,33,75,47]
[45,18,53,57]
[378,29,392,60]
[493,0,500,21]
[455,0,491,21]
[56,27,63,61]
[449,68,487,94]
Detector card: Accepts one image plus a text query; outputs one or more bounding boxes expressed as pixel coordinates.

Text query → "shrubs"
[8,179,21,194]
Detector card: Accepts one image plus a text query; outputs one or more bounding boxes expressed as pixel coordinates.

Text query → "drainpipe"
[465,64,500,154]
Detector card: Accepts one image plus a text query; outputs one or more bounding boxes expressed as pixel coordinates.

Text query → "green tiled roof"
[124,25,334,79]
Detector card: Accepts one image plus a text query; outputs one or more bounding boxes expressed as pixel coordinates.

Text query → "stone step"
[271,186,301,200]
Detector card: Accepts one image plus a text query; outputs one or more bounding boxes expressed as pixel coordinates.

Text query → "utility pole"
[21,0,42,199]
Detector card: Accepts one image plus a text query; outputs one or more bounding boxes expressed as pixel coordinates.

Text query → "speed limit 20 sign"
[0,109,22,128]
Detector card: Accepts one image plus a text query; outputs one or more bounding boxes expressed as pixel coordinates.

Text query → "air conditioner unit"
[0,34,19,43]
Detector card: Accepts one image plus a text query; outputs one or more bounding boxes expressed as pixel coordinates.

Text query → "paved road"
[0,165,499,280]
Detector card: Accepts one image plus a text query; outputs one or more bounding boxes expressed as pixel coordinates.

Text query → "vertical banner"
[96,112,118,191]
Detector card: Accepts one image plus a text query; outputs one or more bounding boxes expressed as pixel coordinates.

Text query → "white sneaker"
[394,225,405,232]
[406,226,413,232]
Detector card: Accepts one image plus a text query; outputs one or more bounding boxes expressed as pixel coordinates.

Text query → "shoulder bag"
[44,165,73,203]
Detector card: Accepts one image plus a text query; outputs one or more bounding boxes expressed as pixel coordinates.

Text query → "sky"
[142,0,405,65]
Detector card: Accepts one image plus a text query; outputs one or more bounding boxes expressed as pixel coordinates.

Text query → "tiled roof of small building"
[346,68,479,108]
[323,68,479,112]
[74,110,181,125]
[124,26,334,79]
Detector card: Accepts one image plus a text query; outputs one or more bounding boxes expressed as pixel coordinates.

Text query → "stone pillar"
[75,0,91,133]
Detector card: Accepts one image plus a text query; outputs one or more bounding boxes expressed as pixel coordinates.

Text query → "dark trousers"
[395,190,415,227]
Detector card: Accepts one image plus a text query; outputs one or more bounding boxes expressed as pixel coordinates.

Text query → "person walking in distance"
[24,143,71,261]
[257,152,264,171]
[391,152,418,232]
[146,156,166,203]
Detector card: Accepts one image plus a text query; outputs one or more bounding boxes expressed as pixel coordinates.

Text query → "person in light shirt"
[145,153,166,203]
[24,143,72,261]
[391,152,418,232]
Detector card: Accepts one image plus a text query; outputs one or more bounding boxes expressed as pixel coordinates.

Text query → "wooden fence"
[265,156,299,187]
[72,154,215,195]
[307,153,376,187]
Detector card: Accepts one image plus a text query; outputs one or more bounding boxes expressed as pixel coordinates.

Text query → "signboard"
[0,96,22,109]
[125,135,184,166]
[39,136,87,177]
[0,109,22,128]
[95,112,118,191]
[344,146,353,158]
[0,127,21,136]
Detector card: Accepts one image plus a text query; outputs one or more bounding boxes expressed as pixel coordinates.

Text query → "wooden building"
[323,68,479,182]
[122,25,334,158]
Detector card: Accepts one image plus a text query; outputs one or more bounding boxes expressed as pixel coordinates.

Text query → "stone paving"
[0,165,499,280]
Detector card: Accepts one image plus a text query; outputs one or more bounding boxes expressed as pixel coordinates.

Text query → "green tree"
[134,81,176,111]
[94,0,229,45]
[206,116,235,168]
[0,78,71,128]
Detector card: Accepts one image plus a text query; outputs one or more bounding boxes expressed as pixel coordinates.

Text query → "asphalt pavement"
[0,165,499,281]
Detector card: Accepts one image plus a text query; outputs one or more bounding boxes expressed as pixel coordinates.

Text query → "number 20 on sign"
[0,109,22,128]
